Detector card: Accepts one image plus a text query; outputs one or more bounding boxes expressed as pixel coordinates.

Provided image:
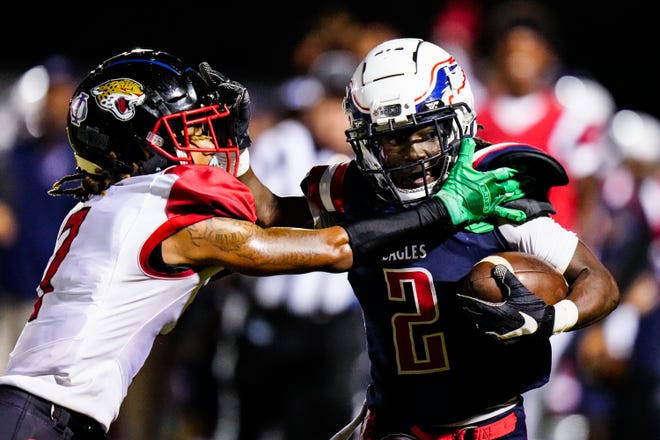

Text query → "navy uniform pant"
[0,385,107,439]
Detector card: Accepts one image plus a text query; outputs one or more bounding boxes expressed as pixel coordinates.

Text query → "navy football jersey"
[301,143,578,425]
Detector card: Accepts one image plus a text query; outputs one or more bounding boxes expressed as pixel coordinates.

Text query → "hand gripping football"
[461,251,568,305]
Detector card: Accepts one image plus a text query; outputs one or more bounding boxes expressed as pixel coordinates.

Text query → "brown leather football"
[461,251,569,305]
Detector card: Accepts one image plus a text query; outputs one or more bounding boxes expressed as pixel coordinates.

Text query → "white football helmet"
[344,38,477,206]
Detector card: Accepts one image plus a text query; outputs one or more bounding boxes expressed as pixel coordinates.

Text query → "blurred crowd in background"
[0,1,657,439]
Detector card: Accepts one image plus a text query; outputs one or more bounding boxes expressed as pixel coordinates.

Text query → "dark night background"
[2,0,656,117]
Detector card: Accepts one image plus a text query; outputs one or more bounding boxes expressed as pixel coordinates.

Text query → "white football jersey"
[0,165,256,431]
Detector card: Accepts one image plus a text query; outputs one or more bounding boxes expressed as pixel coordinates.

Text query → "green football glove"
[434,138,528,229]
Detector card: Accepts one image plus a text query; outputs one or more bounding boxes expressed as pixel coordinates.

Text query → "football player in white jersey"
[0,48,530,439]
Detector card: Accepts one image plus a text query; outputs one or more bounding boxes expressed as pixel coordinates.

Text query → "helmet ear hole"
[344,38,477,206]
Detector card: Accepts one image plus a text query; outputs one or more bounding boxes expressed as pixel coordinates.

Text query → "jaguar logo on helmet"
[91,78,146,121]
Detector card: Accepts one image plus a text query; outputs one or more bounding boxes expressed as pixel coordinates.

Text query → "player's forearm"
[555,242,620,332]
[226,226,353,275]
[255,195,455,269]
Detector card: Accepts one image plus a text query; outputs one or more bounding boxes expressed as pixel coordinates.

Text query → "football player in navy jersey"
[0,48,530,439]
[302,38,620,440]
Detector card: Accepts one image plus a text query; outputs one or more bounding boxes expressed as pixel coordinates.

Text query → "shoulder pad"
[301,161,352,213]
[473,143,566,219]
[473,143,568,187]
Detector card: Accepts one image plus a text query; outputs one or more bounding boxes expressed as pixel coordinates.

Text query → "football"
[461,251,568,305]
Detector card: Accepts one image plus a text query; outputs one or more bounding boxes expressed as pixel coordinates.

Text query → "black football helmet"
[66,48,241,176]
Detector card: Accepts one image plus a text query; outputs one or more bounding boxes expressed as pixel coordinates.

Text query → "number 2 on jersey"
[385,268,450,374]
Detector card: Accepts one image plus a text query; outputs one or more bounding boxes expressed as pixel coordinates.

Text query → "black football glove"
[456,264,555,341]
[198,62,252,149]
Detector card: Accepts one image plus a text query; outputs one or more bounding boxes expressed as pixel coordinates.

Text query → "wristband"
[552,299,579,334]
